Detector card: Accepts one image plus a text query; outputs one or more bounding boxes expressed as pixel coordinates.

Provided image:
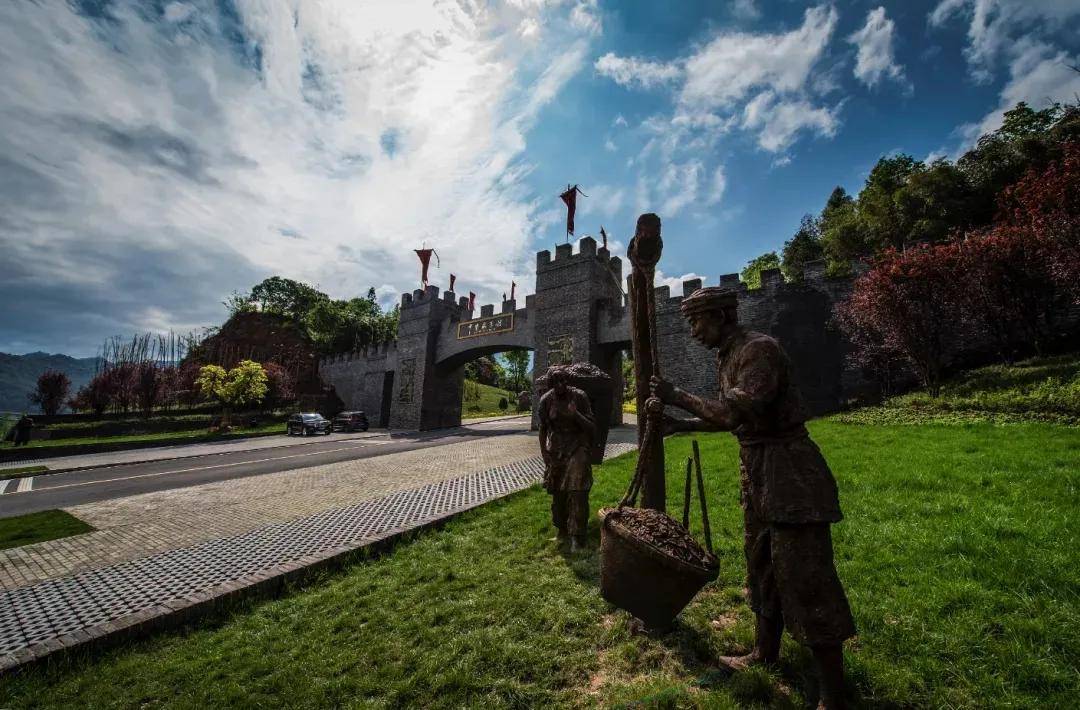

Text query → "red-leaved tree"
[837,244,969,395]
[29,370,71,415]
[262,362,296,411]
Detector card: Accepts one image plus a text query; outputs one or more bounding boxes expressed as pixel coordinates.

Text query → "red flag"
[510,281,516,300]
[468,291,476,310]
[449,273,457,292]
[414,248,440,287]
[559,184,586,238]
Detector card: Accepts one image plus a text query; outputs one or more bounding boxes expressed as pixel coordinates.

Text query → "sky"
[1,0,1079,357]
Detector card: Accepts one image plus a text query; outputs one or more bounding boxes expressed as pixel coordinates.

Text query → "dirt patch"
[709,610,741,632]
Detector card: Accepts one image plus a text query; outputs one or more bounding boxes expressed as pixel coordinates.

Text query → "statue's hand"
[644,396,665,416]
[649,375,675,403]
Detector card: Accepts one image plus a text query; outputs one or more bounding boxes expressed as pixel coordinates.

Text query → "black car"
[332,411,370,432]
[286,413,332,436]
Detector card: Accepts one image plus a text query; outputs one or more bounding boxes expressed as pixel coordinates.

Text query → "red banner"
[559,184,586,237]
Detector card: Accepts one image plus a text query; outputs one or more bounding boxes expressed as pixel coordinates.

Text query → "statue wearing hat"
[650,286,855,710]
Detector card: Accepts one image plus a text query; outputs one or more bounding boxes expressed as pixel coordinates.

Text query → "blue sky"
[1,0,1078,356]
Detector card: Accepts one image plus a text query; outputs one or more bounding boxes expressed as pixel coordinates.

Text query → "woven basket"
[598,507,719,630]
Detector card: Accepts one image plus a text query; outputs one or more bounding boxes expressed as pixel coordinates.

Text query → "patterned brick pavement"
[0,440,637,672]
[0,428,545,591]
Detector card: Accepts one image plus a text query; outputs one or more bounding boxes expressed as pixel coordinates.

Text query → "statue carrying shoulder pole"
[650,286,855,710]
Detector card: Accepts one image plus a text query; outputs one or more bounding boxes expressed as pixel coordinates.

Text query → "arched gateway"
[319,236,870,431]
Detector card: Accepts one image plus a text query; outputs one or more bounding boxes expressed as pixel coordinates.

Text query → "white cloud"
[0,0,594,353]
[569,0,602,36]
[741,91,840,153]
[771,155,793,168]
[929,0,1080,82]
[518,17,541,39]
[604,138,617,152]
[848,7,910,91]
[706,166,726,205]
[655,271,709,296]
[578,183,626,219]
[732,0,761,22]
[594,53,681,89]
[679,5,838,111]
[959,40,1080,146]
[612,114,628,128]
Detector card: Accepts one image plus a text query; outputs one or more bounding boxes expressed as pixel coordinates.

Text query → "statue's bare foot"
[717,649,774,672]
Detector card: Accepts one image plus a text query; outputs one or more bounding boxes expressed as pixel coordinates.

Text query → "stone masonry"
[320,236,874,431]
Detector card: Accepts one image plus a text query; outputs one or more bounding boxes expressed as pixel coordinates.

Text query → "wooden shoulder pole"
[628,213,665,511]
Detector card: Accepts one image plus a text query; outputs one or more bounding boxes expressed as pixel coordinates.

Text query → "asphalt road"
[0,417,533,518]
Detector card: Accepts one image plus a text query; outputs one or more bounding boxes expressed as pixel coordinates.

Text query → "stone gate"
[319,236,871,431]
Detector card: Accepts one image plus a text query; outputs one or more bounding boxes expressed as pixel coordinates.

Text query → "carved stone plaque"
[398,358,415,402]
[457,313,514,339]
[547,335,573,367]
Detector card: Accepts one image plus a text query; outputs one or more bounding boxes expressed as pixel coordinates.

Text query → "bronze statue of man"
[650,287,855,710]
[538,366,596,552]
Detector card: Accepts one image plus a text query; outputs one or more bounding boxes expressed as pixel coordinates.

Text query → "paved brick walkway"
[1,425,539,591]
[0,430,637,671]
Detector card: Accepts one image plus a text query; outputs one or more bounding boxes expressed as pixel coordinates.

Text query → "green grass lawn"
[0,420,287,452]
[2,420,1077,707]
[0,510,93,551]
[462,379,522,419]
[0,465,48,480]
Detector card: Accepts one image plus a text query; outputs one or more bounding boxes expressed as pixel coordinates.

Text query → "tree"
[263,362,297,410]
[501,350,531,392]
[250,276,329,322]
[134,362,162,418]
[29,370,71,415]
[857,154,922,253]
[781,214,824,281]
[819,186,865,275]
[740,251,781,289]
[836,244,969,396]
[196,360,268,427]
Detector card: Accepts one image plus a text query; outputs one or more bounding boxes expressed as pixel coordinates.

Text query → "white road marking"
[15,477,33,493]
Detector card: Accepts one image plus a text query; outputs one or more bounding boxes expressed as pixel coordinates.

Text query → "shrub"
[498,397,508,411]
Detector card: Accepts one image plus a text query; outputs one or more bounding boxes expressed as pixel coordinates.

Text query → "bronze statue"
[650,287,855,710]
[538,366,596,552]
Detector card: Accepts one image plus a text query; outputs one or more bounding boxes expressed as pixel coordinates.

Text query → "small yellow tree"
[196,360,268,428]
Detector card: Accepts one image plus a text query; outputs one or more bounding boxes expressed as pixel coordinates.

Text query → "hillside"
[0,352,100,413]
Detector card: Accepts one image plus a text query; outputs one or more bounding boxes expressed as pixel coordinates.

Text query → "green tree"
[819,186,865,275]
[781,214,824,282]
[250,277,330,322]
[196,360,268,428]
[893,160,975,245]
[857,154,922,252]
[741,251,781,289]
[501,350,531,392]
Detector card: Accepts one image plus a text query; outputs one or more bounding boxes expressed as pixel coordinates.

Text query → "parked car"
[286,413,332,436]
[333,410,370,432]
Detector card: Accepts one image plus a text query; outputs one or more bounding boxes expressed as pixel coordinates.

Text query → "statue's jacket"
[719,331,843,525]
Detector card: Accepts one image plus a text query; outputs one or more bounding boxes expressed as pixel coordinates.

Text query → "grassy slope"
[2,421,1077,708]
[0,510,93,551]
[842,353,1080,425]
[462,379,520,419]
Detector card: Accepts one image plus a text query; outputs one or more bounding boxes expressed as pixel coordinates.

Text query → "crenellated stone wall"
[320,236,873,431]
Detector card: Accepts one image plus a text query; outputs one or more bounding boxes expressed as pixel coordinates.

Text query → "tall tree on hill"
[819,186,864,275]
[29,370,70,415]
[781,214,824,281]
[857,154,921,253]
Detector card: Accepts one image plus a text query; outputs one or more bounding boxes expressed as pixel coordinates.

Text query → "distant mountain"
[0,352,101,413]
